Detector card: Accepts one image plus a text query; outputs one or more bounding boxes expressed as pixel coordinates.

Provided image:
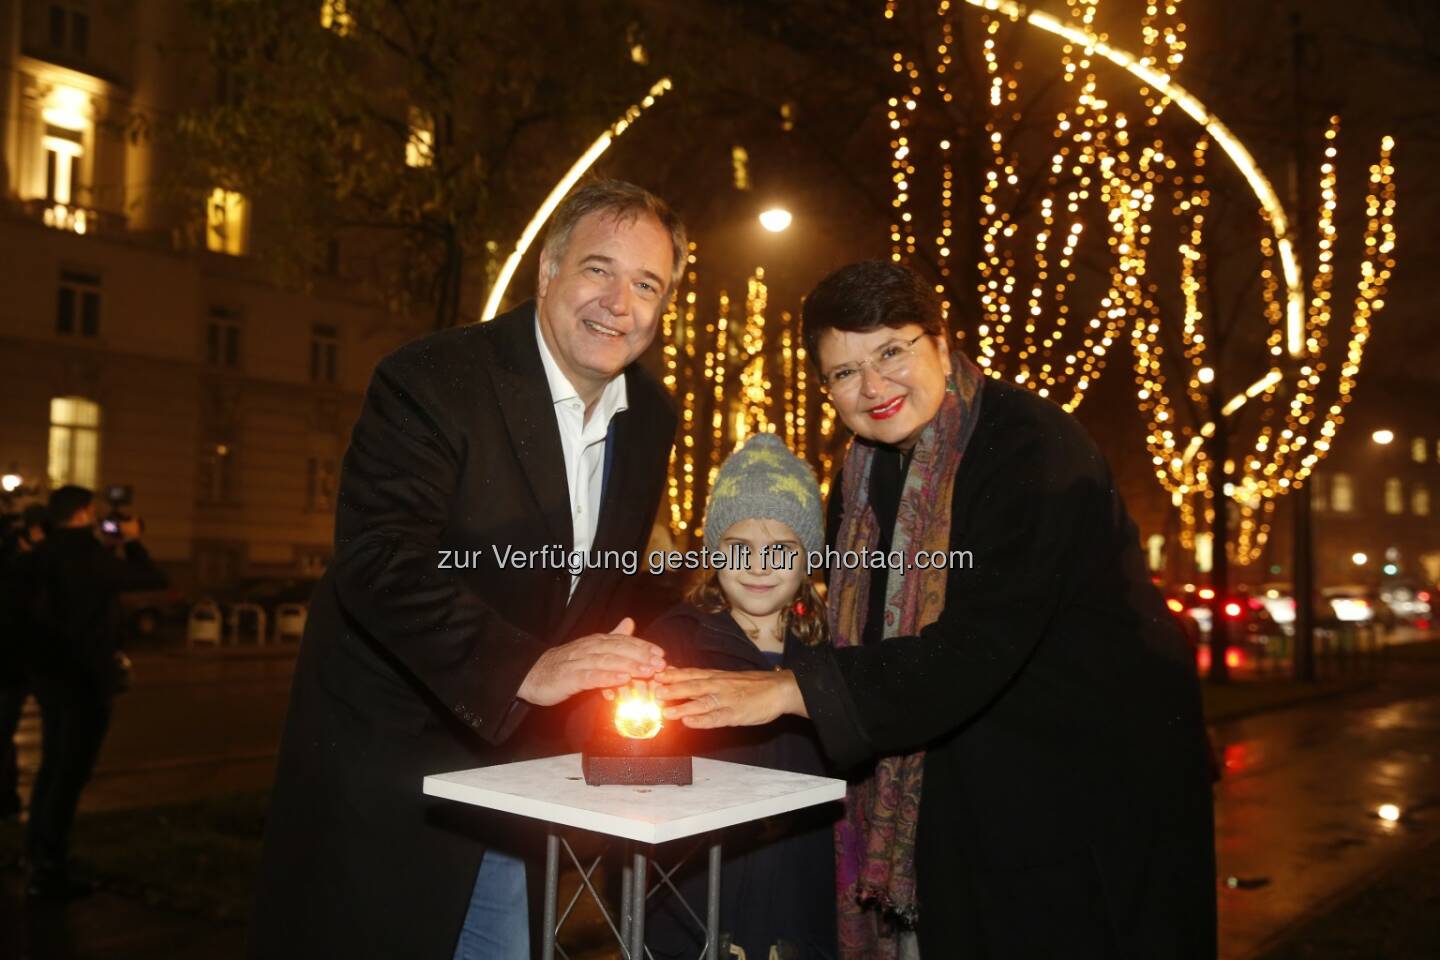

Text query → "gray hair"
[539,179,688,293]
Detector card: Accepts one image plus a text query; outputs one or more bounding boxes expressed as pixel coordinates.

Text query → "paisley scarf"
[830,354,984,959]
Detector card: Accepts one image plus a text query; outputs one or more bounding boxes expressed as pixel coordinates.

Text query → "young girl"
[644,432,837,960]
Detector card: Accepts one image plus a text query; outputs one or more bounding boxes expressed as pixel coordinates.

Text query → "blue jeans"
[454,848,530,960]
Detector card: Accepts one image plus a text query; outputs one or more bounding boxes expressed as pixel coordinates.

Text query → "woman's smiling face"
[815,324,952,449]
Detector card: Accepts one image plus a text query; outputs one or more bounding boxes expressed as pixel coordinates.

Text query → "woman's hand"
[653,668,808,728]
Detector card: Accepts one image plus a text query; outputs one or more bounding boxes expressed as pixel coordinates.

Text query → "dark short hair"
[48,485,94,526]
[801,261,946,360]
[21,504,48,534]
[540,178,688,293]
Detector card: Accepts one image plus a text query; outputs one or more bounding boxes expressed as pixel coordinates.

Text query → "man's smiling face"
[536,209,674,404]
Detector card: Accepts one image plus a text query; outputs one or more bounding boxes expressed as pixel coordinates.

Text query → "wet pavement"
[8,649,293,813]
[2,643,1439,957]
[1212,652,1440,958]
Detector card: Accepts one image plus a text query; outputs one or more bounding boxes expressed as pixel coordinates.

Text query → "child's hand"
[653,668,807,728]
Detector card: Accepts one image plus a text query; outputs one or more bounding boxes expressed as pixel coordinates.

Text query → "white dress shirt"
[535,317,629,596]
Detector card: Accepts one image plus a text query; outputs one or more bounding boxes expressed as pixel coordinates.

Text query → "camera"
[101,484,138,539]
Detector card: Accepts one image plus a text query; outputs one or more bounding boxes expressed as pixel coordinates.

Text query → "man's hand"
[516,618,667,707]
[653,668,808,728]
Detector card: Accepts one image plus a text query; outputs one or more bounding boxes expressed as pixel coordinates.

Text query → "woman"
[657,262,1216,959]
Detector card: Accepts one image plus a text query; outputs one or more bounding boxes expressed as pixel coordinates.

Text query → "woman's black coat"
[792,380,1216,959]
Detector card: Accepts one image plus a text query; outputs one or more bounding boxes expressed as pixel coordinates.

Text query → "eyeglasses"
[820,334,926,393]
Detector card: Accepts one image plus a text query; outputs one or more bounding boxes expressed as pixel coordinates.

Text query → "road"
[11,649,294,813]
[1212,652,1440,958]
[8,645,1440,957]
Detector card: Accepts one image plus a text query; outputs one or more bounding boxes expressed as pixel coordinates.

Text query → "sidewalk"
[1255,835,1440,959]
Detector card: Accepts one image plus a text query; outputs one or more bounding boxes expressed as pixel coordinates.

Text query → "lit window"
[40,85,89,232]
[310,323,338,384]
[48,396,100,489]
[1310,474,1327,513]
[198,440,237,504]
[1385,478,1404,515]
[1415,485,1432,517]
[626,23,648,65]
[307,457,337,511]
[320,0,353,36]
[1414,437,1430,464]
[1331,473,1355,513]
[1194,533,1213,574]
[56,268,100,337]
[405,107,434,168]
[206,188,249,256]
[206,306,242,368]
[1146,533,1164,572]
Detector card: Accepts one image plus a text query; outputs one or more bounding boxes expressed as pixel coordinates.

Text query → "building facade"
[0,1,420,594]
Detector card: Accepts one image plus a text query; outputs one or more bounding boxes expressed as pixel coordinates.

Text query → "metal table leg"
[620,841,634,948]
[706,839,722,960]
[628,848,648,960]
[542,830,560,960]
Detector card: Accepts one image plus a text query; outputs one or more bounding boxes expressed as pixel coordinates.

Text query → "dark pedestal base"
[582,728,693,786]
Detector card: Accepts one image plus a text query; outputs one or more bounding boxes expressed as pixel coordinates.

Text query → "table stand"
[425,754,844,960]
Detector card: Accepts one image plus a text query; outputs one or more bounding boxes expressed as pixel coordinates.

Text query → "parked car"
[1159,583,1277,675]
[118,587,189,640]
[1376,579,1433,629]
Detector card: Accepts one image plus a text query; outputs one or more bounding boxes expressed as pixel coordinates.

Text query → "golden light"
[1,473,21,493]
[1371,429,1395,445]
[614,688,663,740]
[1197,367,1214,385]
[479,77,673,322]
[758,208,793,232]
[42,85,88,131]
[1377,803,1402,823]
[964,0,1306,356]
[1352,552,1368,566]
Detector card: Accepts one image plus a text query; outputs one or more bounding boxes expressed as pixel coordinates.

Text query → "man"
[0,505,49,822]
[251,180,685,959]
[25,486,166,898]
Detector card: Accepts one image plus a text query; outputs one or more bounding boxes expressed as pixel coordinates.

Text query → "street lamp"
[758,208,792,233]
[1351,551,1368,566]
[1,473,21,493]
[1371,429,1394,445]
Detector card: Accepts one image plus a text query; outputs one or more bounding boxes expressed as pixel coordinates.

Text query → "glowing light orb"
[1371,429,1395,445]
[1377,803,1401,823]
[758,208,793,233]
[614,691,663,740]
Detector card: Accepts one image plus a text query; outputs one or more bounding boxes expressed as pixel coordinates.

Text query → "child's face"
[716,518,806,622]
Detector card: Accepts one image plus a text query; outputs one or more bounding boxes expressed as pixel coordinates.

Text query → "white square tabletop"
[423,753,846,845]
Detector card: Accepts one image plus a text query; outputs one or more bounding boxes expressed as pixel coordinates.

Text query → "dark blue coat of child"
[643,603,839,960]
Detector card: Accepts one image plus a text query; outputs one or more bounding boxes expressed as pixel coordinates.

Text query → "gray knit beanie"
[703,433,824,557]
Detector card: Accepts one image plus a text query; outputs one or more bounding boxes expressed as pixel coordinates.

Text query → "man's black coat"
[250,303,675,959]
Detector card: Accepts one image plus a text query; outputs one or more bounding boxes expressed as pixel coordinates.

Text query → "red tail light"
[1225,648,1243,670]
[1197,646,1212,674]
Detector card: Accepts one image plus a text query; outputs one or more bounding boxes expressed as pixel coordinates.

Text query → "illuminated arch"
[479,78,674,322]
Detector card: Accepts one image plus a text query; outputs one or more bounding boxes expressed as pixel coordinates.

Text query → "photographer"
[1,505,49,821]
[23,485,166,899]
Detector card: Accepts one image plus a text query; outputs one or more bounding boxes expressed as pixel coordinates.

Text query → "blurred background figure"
[21,485,166,899]
[0,504,50,823]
